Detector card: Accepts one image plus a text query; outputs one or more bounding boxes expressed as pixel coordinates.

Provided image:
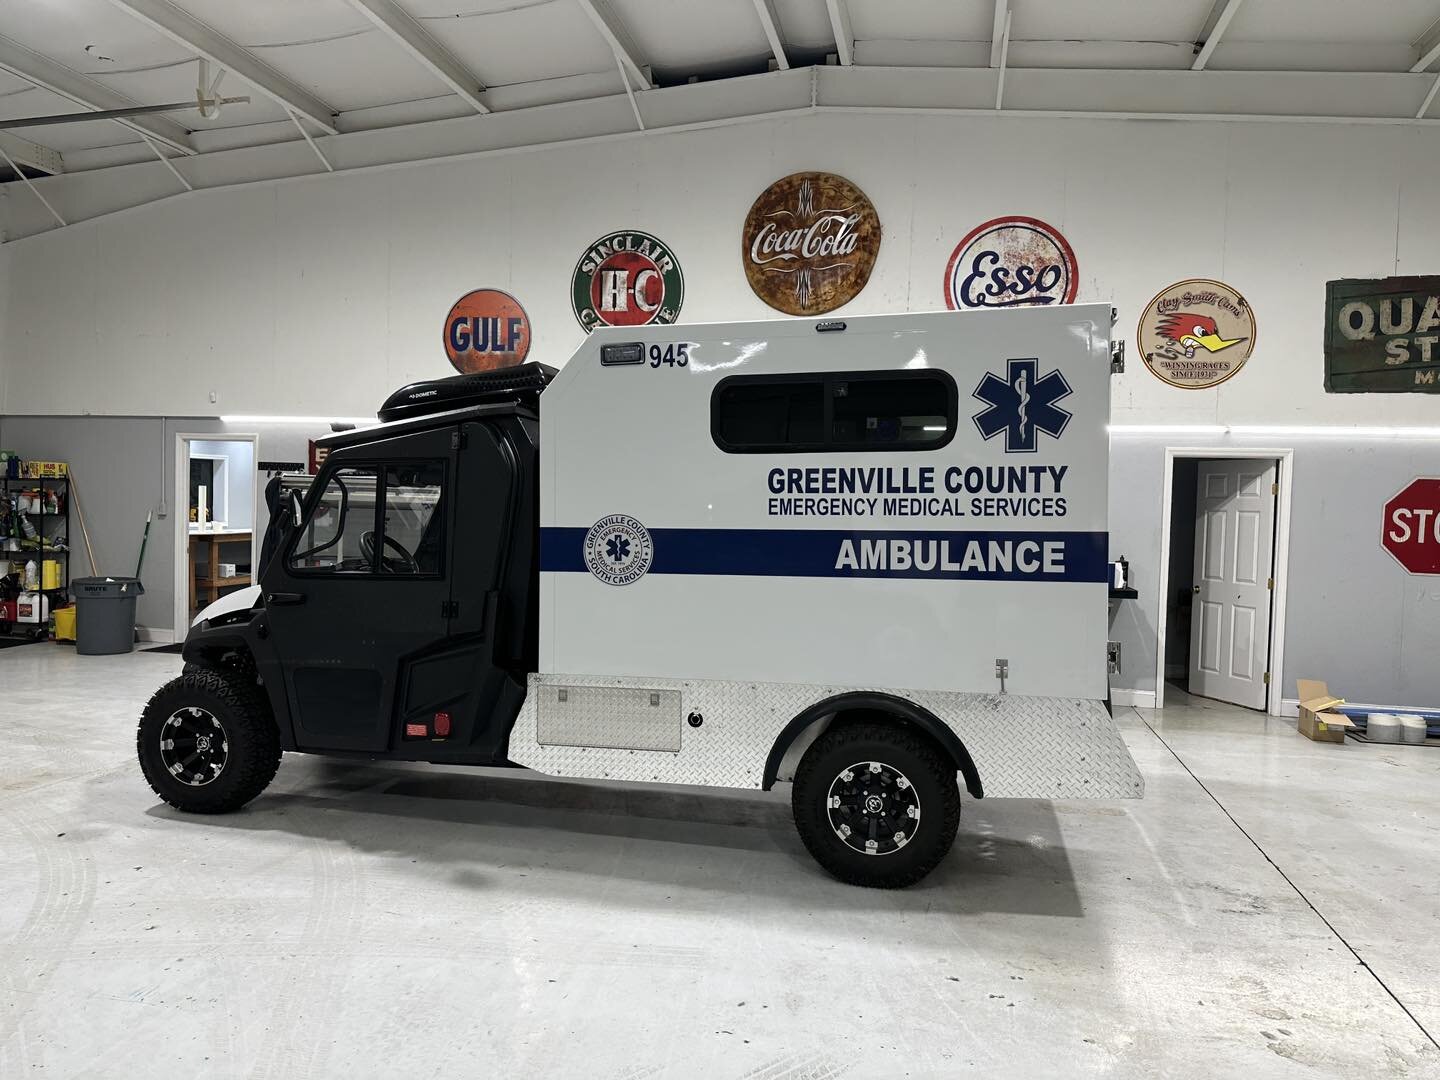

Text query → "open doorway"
[1155,448,1294,715]
[173,434,259,637]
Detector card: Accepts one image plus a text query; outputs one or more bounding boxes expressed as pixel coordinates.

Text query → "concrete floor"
[1,647,1437,1079]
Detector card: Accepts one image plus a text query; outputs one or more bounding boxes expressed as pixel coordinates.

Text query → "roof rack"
[378,362,557,423]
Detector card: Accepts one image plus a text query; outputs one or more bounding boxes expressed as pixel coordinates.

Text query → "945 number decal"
[649,343,690,368]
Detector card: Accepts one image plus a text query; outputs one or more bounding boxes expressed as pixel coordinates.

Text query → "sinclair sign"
[571,230,684,331]
[1325,276,1440,393]
[1382,478,1440,575]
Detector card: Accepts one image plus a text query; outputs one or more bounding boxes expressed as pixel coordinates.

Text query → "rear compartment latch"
[994,658,1008,694]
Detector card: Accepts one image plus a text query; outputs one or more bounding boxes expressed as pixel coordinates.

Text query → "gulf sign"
[444,289,531,374]
[944,216,1078,311]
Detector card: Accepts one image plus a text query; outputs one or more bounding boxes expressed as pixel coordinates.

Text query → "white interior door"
[1188,459,1277,709]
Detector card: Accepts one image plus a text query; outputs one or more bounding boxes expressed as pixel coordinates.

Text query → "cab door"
[262,427,455,752]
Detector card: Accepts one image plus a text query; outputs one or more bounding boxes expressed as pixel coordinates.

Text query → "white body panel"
[1189,459,1276,709]
[193,584,261,627]
[512,306,1140,799]
[540,306,1112,698]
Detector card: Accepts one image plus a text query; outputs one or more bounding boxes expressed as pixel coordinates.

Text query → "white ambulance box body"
[510,305,1141,800]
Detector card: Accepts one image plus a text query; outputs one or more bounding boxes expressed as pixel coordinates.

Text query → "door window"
[290,467,378,573]
[381,463,444,575]
[288,461,446,576]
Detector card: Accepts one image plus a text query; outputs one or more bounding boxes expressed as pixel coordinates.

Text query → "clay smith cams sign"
[1325,276,1440,393]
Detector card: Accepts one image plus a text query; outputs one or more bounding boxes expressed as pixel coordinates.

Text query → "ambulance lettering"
[834,537,1065,576]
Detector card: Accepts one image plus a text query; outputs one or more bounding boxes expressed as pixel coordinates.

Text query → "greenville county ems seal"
[584,514,654,586]
[572,231,684,331]
[1138,278,1256,389]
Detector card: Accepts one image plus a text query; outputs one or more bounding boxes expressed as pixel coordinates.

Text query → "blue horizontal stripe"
[541,527,1108,583]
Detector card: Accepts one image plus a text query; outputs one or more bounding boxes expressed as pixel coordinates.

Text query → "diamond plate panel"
[510,674,1144,800]
[537,684,682,752]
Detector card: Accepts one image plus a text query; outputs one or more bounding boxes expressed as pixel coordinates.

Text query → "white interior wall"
[1,112,1437,701]
[3,113,1437,422]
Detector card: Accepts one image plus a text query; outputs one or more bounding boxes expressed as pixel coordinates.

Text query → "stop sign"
[1382,478,1440,574]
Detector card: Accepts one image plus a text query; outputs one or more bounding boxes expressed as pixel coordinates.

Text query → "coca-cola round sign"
[742,172,881,316]
[943,215,1078,310]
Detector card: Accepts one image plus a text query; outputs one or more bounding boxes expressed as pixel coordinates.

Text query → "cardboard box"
[1296,679,1356,743]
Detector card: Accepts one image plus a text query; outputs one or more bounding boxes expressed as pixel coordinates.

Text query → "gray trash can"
[73,577,145,655]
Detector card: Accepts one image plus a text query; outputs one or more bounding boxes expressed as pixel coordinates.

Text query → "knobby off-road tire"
[137,669,281,814]
[792,722,962,888]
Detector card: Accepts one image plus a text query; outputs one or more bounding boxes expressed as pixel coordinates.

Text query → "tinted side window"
[289,462,446,576]
[382,462,443,575]
[829,377,951,447]
[712,371,954,452]
[713,379,824,449]
[290,467,379,573]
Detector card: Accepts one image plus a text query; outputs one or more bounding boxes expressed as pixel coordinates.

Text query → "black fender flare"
[761,691,983,798]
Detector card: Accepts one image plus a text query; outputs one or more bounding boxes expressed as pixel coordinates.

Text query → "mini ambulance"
[138,303,1142,888]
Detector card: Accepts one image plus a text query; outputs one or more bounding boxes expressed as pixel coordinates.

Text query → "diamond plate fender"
[510,673,1143,799]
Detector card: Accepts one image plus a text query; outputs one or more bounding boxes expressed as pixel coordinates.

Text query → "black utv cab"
[138,365,555,812]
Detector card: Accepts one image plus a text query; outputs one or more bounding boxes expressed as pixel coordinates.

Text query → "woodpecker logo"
[1139,278,1256,389]
[572,231,684,331]
[972,358,1073,453]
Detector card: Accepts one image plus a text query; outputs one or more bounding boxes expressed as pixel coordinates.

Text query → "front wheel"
[792,722,961,888]
[137,670,281,814]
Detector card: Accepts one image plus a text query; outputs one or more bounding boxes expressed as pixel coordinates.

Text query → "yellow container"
[42,559,61,590]
[54,605,76,642]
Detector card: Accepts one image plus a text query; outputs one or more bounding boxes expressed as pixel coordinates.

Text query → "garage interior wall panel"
[0,112,1437,700]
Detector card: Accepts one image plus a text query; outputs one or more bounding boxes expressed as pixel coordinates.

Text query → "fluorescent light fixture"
[1109,423,1440,438]
[922,425,947,432]
[1108,425,1227,435]
[1229,425,1440,437]
[220,415,377,426]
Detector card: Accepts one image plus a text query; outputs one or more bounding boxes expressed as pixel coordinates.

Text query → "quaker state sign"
[572,231,684,330]
[444,288,531,373]
[944,215,1078,310]
[742,172,880,315]
[1325,276,1440,393]
[1138,279,1256,389]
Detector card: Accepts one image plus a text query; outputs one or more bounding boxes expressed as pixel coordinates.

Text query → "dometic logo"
[742,172,880,315]
[944,216,1078,311]
[1138,278,1256,389]
[572,231,684,331]
[972,358,1073,453]
[443,289,531,374]
[583,514,654,586]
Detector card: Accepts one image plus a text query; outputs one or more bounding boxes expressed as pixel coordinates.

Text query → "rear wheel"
[137,670,281,814]
[792,722,961,888]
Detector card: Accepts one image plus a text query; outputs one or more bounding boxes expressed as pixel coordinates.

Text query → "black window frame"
[286,459,448,580]
[710,368,959,454]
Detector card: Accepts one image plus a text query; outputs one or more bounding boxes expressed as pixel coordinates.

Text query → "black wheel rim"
[826,760,920,856]
[160,707,229,787]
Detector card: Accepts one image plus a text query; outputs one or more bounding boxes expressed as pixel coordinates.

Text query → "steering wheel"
[359,530,419,574]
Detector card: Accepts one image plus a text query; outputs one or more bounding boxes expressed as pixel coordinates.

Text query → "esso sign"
[1382,478,1440,574]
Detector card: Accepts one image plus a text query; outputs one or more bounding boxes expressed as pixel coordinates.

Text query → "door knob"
[1193,585,1201,594]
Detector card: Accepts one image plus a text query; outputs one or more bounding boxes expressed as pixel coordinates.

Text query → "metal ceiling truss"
[751,0,790,71]
[575,0,652,91]
[342,0,490,113]
[1192,0,1248,71]
[0,32,194,153]
[99,0,337,132]
[824,0,854,66]
[10,61,1440,241]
